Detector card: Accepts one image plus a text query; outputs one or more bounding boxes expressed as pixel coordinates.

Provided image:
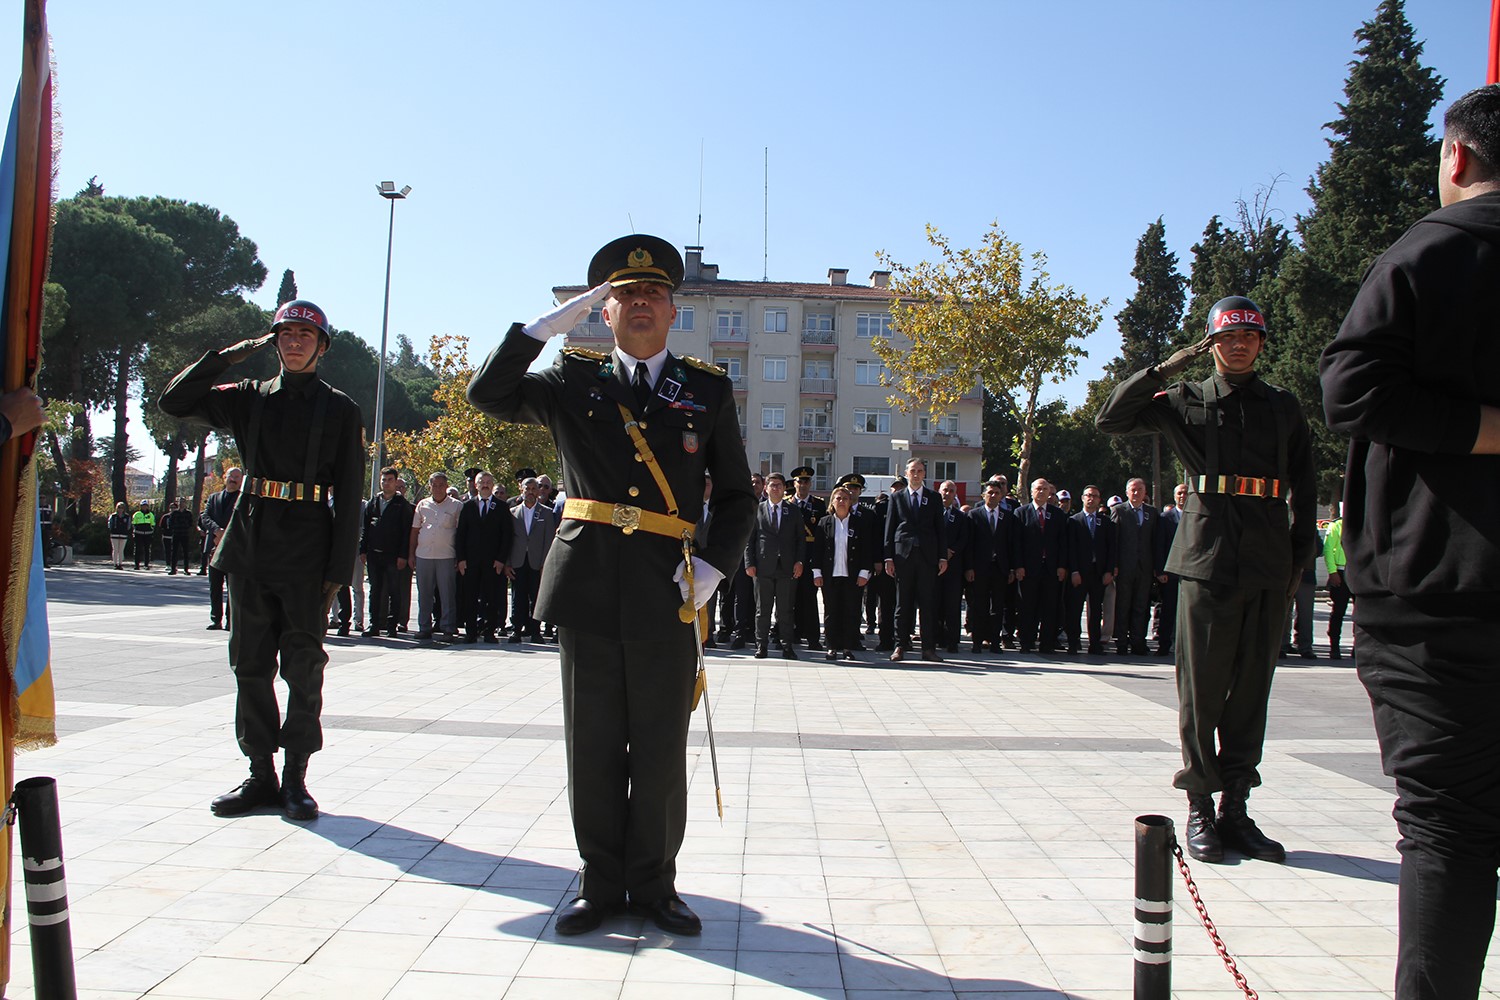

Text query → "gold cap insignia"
[627,248,654,269]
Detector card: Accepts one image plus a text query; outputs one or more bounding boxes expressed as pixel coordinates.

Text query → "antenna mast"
[762,147,769,281]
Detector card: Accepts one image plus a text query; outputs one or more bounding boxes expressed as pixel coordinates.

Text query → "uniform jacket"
[1012,502,1067,575]
[812,511,872,579]
[745,499,805,579]
[1110,501,1161,579]
[1321,191,1500,598]
[108,512,130,538]
[362,493,414,564]
[1097,367,1317,590]
[466,325,756,640]
[131,510,155,537]
[455,494,515,571]
[159,355,365,585]
[884,486,947,564]
[967,503,1013,578]
[1068,508,1118,578]
[510,500,557,569]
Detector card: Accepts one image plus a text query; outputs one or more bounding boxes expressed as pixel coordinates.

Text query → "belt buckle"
[611,504,641,535]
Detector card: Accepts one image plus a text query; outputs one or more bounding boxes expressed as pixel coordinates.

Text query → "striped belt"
[562,498,695,539]
[1193,475,1281,499]
[247,478,330,503]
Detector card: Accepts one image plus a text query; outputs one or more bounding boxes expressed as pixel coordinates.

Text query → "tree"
[1279,0,1444,501]
[276,269,297,306]
[382,334,556,500]
[875,223,1103,491]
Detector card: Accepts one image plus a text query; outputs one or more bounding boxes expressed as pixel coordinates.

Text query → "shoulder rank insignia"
[680,355,727,377]
[562,346,608,362]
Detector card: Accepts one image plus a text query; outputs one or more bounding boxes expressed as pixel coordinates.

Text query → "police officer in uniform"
[468,235,755,936]
[1097,296,1316,864]
[160,299,365,821]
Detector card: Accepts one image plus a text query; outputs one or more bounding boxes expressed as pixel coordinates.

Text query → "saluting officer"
[468,235,755,937]
[159,300,365,821]
[1097,297,1317,865]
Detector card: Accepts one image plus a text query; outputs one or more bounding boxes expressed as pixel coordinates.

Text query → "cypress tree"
[276,269,298,306]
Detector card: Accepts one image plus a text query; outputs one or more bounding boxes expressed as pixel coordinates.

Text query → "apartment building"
[558,246,984,495]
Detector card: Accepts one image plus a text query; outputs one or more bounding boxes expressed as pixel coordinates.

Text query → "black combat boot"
[1184,793,1223,863]
[280,751,319,821]
[1216,778,1285,863]
[210,756,279,817]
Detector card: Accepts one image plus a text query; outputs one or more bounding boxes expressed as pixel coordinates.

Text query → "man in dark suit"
[467,234,755,938]
[1111,477,1161,656]
[883,458,948,662]
[722,472,764,649]
[965,480,1013,653]
[1155,482,1186,657]
[509,475,557,642]
[1013,477,1068,654]
[199,467,243,630]
[455,470,514,643]
[745,472,805,659]
[789,466,826,651]
[937,480,971,653]
[1067,485,1118,654]
[362,467,415,638]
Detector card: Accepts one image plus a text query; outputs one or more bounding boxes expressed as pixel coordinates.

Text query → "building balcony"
[711,327,748,345]
[912,430,980,450]
[568,322,612,342]
[798,426,835,444]
[738,423,748,439]
[801,328,837,350]
[799,377,837,396]
[728,374,747,393]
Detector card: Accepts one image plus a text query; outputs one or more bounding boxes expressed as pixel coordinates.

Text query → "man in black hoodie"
[1321,83,1500,1000]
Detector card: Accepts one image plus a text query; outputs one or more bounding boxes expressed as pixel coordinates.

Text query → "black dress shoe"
[630,896,701,936]
[921,649,943,663]
[206,622,223,631]
[556,897,616,936]
[754,644,769,659]
[890,646,906,662]
[825,649,837,661]
[876,641,894,652]
[729,637,746,650]
[781,644,799,660]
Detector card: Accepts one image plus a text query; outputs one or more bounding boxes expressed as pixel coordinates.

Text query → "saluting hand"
[1151,333,1215,381]
[523,283,612,341]
[220,331,277,365]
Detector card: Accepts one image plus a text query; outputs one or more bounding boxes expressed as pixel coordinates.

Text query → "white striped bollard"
[1134,814,1172,999]
[14,776,77,1000]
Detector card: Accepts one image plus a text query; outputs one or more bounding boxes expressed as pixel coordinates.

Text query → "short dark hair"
[1444,84,1500,180]
[380,466,399,478]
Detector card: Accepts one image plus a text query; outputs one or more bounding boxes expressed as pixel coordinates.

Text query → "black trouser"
[1157,575,1180,652]
[1173,579,1283,794]
[560,626,695,906]
[165,535,192,573]
[460,563,506,637]
[1327,577,1352,646]
[729,564,755,640]
[333,586,352,627]
[1018,568,1061,651]
[1282,575,1315,653]
[1357,594,1500,1000]
[937,560,966,648]
[133,533,153,568]
[1115,568,1153,651]
[226,573,326,757]
[367,557,406,631]
[966,564,1008,646]
[867,572,896,645]
[512,560,543,636]
[754,574,796,647]
[892,554,940,651]
[821,576,861,652]
[208,566,229,628]
[1068,567,1107,650]
[794,571,821,646]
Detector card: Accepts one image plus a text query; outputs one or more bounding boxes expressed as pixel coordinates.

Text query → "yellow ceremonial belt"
[561,498,696,540]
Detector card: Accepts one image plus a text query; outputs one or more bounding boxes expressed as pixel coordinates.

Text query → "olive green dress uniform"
[160,354,365,758]
[1097,367,1317,793]
[467,326,755,907]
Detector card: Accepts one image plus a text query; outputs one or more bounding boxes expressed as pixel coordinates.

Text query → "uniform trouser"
[226,573,326,757]
[208,567,228,627]
[1115,570,1153,650]
[560,627,695,906]
[1157,576,1180,652]
[794,571,821,645]
[133,534,153,568]
[109,537,127,567]
[511,560,543,636]
[415,556,457,634]
[754,575,796,647]
[1283,576,1315,652]
[1327,578,1352,645]
[1068,568,1106,649]
[820,576,861,651]
[165,535,192,573]
[893,556,940,651]
[1018,571,1061,650]
[966,565,1008,644]
[1356,594,1500,1000]
[867,573,896,644]
[460,565,506,636]
[1173,579,1285,794]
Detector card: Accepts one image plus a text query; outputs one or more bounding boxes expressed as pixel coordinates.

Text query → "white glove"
[522,282,612,341]
[673,557,724,610]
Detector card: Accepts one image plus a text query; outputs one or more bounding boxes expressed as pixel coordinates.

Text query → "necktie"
[1137,506,1144,527]
[990,509,997,533]
[481,500,488,516]
[772,505,779,531]
[633,362,651,409]
[1088,513,1096,537]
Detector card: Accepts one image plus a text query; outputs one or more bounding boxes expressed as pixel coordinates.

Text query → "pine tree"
[276,269,298,306]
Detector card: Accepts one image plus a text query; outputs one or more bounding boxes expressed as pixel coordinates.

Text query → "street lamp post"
[370,181,412,498]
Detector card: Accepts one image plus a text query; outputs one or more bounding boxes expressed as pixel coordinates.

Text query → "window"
[671,306,695,332]
[762,405,786,430]
[801,407,831,429]
[853,408,890,434]
[587,307,602,324]
[715,311,744,338]
[856,313,892,339]
[763,357,788,382]
[854,360,888,385]
[758,452,784,475]
[933,461,958,482]
[802,358,833,379]
[764,308,788,333]
[804,312,833,334]
[853,456,890,476]
[714,356,743,380]
[918,412,961,435]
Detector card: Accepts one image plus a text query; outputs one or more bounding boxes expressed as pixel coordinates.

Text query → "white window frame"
[762,405,786,430]
[764,308,789,333]
[854,360,888,386]
[671,306,695,332]
[853,408,891,434]
[763,357,788,382]
[856,312,892,339]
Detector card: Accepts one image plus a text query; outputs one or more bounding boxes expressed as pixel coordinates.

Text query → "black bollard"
[1133,814,1173,1000]
[13,776,77,1000]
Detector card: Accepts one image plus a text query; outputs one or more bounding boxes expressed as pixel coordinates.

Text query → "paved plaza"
[5,560,1497,998]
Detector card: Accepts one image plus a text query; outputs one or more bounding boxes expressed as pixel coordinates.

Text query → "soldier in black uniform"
[159,299,365,821]
[468,235,756,937]
[1097,297,1317,864]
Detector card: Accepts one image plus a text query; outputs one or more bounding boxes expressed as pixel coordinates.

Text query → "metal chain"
[1171,837,1260,1000]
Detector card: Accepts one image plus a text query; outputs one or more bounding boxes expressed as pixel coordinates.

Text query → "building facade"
[559,246,984,497]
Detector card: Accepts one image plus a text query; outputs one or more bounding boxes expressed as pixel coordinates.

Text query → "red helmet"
[272,300,330,341]
[1205,296,1268,338]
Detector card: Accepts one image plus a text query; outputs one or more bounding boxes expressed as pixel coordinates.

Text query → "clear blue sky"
[17,0,1491,473]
